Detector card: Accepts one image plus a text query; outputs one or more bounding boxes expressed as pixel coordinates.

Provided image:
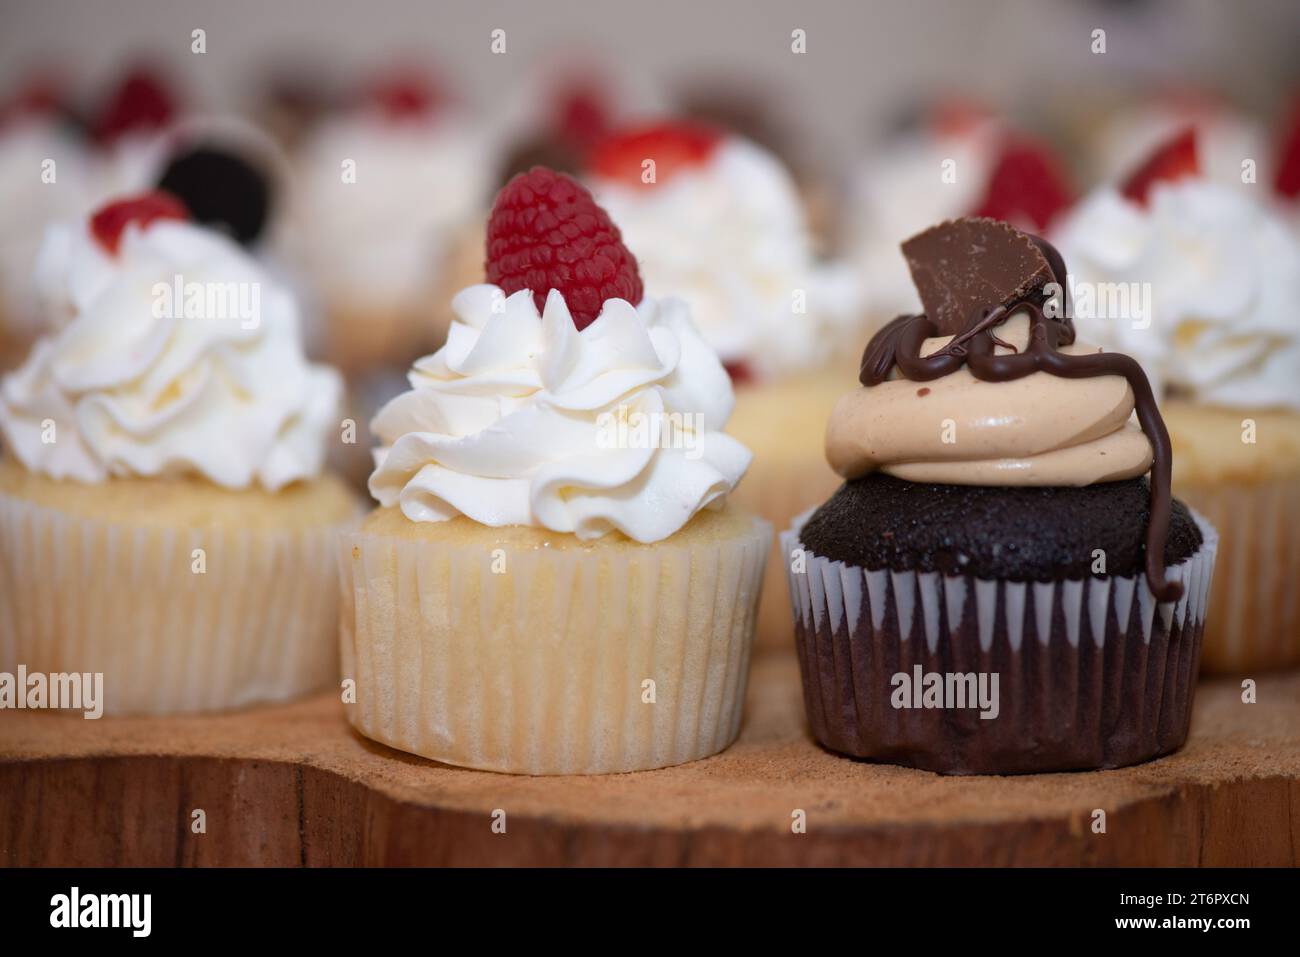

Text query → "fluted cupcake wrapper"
[1173,476,1300,674]
[729,460,841,653]
[0,491,348,715]
[781,509,1219,774]
[338,517,771,775]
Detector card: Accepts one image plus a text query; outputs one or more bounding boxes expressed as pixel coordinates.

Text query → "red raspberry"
[485,167,643,331]
[587,120,722,187]
[971,136,1074,231]
[1121,127,1199,206]
[92,67,177,145]
[90,191,188,255]
[1274,99,1300,201]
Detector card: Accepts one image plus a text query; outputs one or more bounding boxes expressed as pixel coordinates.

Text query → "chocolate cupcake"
[782,218,1219,775]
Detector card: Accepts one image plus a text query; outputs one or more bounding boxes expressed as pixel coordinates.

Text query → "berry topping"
[157,146,272,246]
[0,74,65,129]
[92,67,176,145]
[367,70,441,121]
[554,83,610,155]
[485,167,643,331]
[90,191,188,255]
[1274,97,1300,201]
[1120,127,1199,206]
[723,360,755,386]
[588,120,722,186]
[971,136,1073,231]
[930,97,993,137]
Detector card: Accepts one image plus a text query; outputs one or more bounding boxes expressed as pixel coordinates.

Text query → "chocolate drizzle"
[859,232,1182,602]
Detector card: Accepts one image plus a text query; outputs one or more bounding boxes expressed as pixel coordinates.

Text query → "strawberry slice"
[90,192,188,255]
[971,136,1074,231]
[1120,127,1200,206]
[1274,96,1300,201]
[588,120,722,186]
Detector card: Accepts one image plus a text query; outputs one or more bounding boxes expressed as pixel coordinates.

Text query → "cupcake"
[341,168,770,775]
[1053,128,1300,673]
[285,68,493,377]
[784,218,1218,774]
[0,193,356,714]
[585,120,863,651]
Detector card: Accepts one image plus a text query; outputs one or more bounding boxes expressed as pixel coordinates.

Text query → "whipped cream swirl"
[826,312,1152,485]
[589,138,862,379]
[1053,178,1300,410]
[0,216,342,489]
[369,284,752,542]
[287,112,492,310]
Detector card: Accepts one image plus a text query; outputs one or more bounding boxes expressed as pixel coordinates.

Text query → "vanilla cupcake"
[0,193,356,714]
[341,168,769,775]
[585,121,862,651]
[285,72,493,376]
[1054,128,1300,673]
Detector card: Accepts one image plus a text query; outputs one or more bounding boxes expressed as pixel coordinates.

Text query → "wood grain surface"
[2,655,1297,866]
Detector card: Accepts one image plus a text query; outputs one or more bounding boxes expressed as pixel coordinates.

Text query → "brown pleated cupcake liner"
[1173,475,1299,674]
[338,514,771,775]
[0,491,350,715]
[781,510,1219,774]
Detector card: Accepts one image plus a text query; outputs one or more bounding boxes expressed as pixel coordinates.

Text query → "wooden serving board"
[2,654,1297,866]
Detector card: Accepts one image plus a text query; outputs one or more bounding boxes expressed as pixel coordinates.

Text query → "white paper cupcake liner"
[781,508,1219,774]
[1173,476,1300,673]
[338,515,771,775]
[0,491,349,715]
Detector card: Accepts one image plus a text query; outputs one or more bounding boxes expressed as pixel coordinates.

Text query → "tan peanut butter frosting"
[825,311,1153,485]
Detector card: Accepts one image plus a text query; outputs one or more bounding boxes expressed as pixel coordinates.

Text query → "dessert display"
[784,218,1218,774]
[1054,129,1300,673]
[341,167,770,775]
[284,68,493,376]
[585,120,863,650]
[0,192,356,714]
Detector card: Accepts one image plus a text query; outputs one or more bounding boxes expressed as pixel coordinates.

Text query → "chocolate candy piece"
[901,217,1054,335]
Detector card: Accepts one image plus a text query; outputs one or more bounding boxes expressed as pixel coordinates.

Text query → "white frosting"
[369,284,751,543]
[589,138,862,379]
[287,112,492,310]
[0,117,99,336]
[1053,178,1300,410]
[1093,105,1264,196]
[848,123,999,320]
[0,216,342,489]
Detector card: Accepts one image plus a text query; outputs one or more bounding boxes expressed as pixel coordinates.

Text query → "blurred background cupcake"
[282,65,493,377]
[845,101,1076,330]
[585,119,864,651]
[1053,128,1300,674]
[0,193,356,714]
